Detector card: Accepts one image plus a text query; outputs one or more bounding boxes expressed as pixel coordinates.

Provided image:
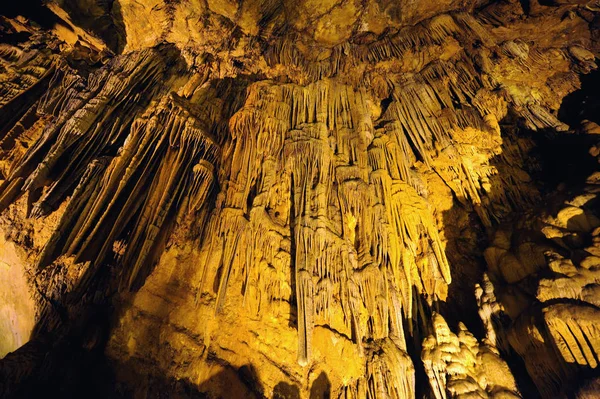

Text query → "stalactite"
[544,304,600,369]
[195,45,561,363]
[29,92,220,293]
[281,117,332,365]
[35,157,110,269]
[1,4,597,397]
[0,45,187,216]
[198,77,464,364]
[0,41,55,139]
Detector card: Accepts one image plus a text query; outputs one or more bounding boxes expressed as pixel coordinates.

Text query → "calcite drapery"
[200,80,454,365]
[37,93,220,292]
[0,1,599,398]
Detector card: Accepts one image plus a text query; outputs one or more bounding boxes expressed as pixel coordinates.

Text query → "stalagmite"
[339,338,415,399]
[422,313,521,399]
[475,274,510,353]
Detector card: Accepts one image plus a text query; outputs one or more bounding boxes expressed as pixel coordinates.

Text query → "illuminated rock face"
[0,1,599,398]
[0,235,36,358]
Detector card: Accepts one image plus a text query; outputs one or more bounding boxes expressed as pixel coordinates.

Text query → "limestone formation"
[422,313,520,399]
[0,0,599,398]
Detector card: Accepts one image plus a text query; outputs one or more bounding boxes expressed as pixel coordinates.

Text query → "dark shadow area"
[56,0,127,54]
[437,113,554,398]
[1,337,270,399]
[0,300,116,399]
[309,371,331,399]
[405,292,434,399]
[0,25,32,46]
[0,0,126,54]
[109,362,265,398]
[266,371,330,399]
[518,0,531,15]
[0,0,63,30]
[437,205,487,341]
[558,68,600,127]
[529,129,598,191]
[0,340,117,399]
[524,69,600,192]
[273,382,300,399]
[572,370,600,398]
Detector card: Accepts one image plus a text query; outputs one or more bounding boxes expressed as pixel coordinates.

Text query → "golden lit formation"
[0,0,599,397]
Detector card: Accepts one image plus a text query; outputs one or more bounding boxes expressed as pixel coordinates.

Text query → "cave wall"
[0,232,36,358]
[0,0,599,398]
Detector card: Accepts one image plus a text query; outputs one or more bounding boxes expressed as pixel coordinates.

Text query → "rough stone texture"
[0,234,36,358]
[0,0,599,398]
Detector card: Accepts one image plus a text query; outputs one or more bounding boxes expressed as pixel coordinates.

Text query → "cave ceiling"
[1,0,600,398]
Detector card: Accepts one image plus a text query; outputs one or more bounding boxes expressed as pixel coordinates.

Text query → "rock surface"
[0,0,599,398]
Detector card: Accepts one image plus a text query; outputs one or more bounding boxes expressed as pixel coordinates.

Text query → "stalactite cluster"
[0,1,599,398]
[198,79,454,366]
